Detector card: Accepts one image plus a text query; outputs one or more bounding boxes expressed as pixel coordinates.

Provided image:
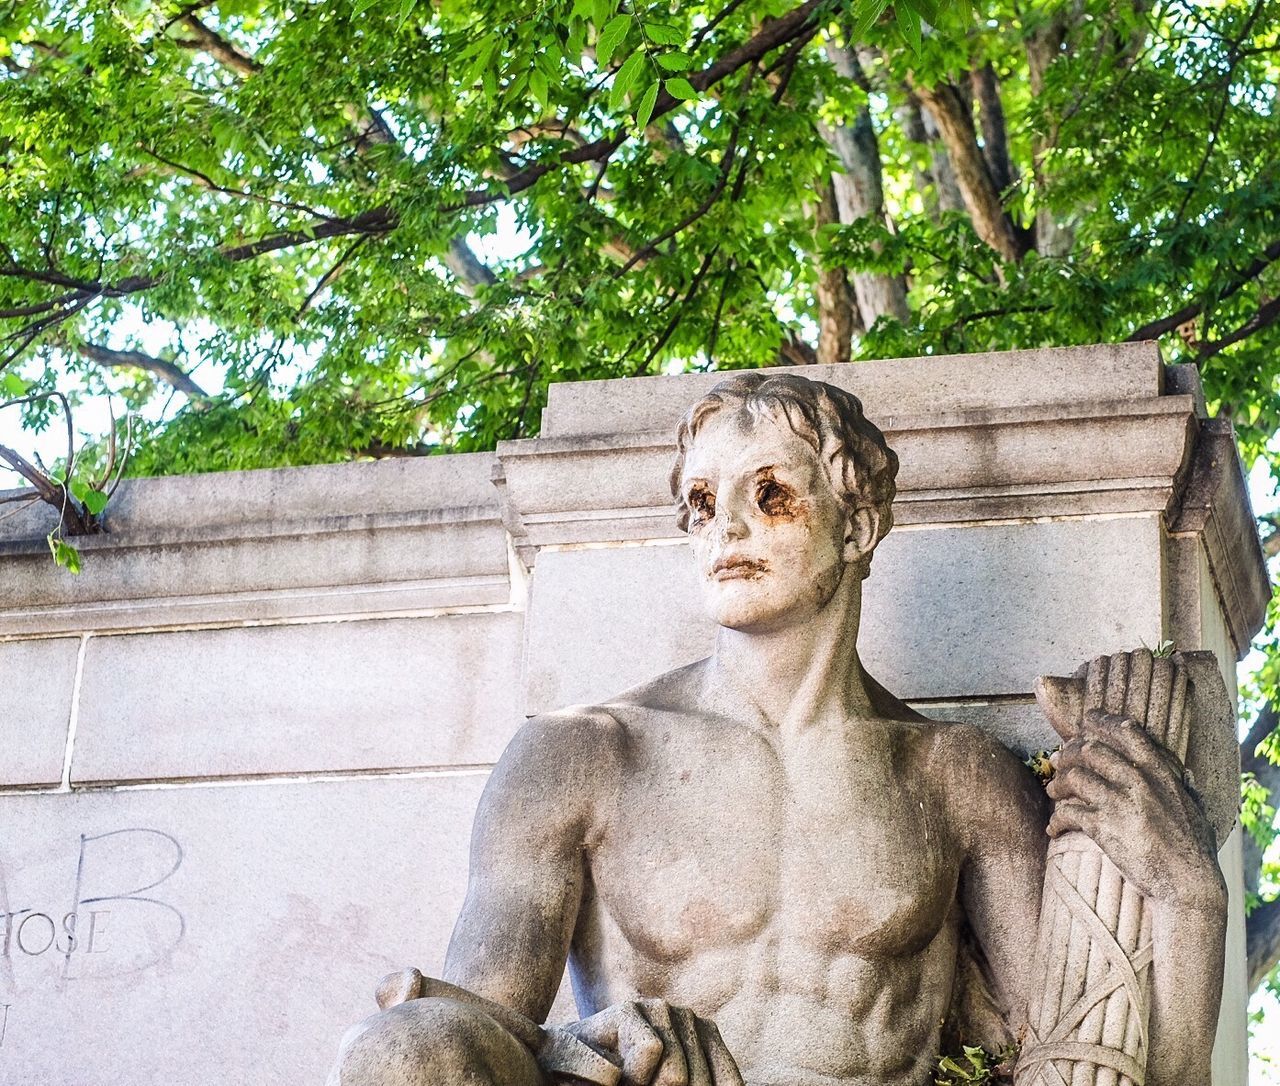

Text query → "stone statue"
[330,373,1229,1086]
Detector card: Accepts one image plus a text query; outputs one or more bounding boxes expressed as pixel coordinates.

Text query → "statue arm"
[954,720,1227,1085]
[442,709,619,1024]
[944,724,1050,1034]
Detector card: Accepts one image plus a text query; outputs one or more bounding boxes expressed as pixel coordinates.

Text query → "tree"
[0,0,1278,990]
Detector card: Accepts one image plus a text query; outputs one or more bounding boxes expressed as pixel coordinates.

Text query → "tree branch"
[173,14,261,77]
[442,238,497,293]
[70,341,210,399]
[1125,238,1280,341]
[2,2,827,352]
[1242,702,1280,990]
[0,393,95,535]
[1250,892,1280,992]
[459,0,827,208]
[1196,293,1280,360]
[909,76,1030,264]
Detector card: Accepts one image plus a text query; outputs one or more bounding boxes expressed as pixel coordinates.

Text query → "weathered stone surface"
[497,396,1198,559]
[0,453,510,636]
[522,544,713,716]
[343,372,1235,1086]
[523,516,1166,715]
[539,343,1164,439]
[0,637,80,787]
[1168,418,1271,658]
[71,613,524,784]
[0,775,489,1086]
[0,350,1262,1086]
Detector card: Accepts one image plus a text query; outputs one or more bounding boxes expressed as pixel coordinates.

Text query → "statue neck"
[708,569,873,732]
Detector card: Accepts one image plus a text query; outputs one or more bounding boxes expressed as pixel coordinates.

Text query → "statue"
[330,372,1230,1086]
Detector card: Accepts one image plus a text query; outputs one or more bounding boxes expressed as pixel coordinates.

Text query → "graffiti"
[0,909,110,957]
[0,828,185,986]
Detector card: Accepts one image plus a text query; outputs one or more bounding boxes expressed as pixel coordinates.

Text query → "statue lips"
[711,555,769,581]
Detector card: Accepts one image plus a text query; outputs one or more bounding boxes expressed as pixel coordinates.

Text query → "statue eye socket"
[688,487,716,522]
[756,480,790,516]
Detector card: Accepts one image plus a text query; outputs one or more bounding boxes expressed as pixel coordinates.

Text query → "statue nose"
[716,506,749,541]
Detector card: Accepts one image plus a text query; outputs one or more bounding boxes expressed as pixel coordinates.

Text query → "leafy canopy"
[1,0,1273,481]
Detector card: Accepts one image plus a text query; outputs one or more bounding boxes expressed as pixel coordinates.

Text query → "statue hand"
[1045,710,1226,911]
[563,999,744,1086]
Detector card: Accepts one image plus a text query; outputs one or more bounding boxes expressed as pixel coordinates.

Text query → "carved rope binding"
[1016,651,1192,1086]
[1018,848,1155,1086]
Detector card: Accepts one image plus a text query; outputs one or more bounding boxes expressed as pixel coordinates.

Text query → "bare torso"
[566,660,972,1086]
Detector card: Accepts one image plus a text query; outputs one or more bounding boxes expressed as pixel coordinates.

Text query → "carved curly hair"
[669,372,899,574]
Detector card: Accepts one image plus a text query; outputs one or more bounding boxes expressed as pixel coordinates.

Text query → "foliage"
[934,1044,1014,1085]
[0,0,1272,477]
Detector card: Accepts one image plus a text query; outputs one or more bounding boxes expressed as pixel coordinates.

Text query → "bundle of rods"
[1018,650,1191,1086]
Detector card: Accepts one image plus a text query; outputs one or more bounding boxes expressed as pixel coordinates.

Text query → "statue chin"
[700,560,848,633]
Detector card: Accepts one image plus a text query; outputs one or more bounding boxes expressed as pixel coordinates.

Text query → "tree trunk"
[910,77,1029,264]
[1025,15,1076,257]
[971,63,1015,196]
[899,92,966,218]
[822,44,911,328]
[814,180,859,365]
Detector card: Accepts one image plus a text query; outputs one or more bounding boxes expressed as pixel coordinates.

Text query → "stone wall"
[0,344,1268,1084]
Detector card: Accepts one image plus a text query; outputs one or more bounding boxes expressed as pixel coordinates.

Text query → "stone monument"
[0,344,1266,1085]
[329,372,1240,1086]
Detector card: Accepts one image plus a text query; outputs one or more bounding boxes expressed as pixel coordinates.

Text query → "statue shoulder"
[922,720,1048,835]
[925,719,1024,776]
[497,704,628,780]
[477,706,628,848]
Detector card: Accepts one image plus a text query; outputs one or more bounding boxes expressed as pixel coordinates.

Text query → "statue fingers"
[613,1002,665,1085]
[1055,735,1144,793]
[1081,711,1180,781]
[1045,763,1118,809]
[638,1000,690,1086]
[692,1016,744,1086]
[1046,799,1099,840]
[669,1006,712,1086]
[374,967,425,1010]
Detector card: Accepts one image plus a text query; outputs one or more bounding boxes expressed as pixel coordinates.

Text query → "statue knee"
[332,996,543,1086]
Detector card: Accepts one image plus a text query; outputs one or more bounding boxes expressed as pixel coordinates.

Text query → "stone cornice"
[494,395,1201,554]
[0,453,512,636]
[1168,418,1272,658]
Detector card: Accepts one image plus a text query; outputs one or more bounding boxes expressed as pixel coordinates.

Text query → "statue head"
[670,372,898,632]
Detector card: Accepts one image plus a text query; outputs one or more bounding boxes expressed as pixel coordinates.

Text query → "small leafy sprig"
[934,1044,1016,1085]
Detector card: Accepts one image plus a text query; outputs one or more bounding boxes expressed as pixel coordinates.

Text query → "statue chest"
[589,725,959,966]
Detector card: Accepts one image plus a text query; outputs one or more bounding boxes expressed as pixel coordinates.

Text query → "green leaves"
[655,51,693,71]
[663,77,698,101]
[596,14,632,68]
[46,534,82,575]
[644,23,685,47]
[894,3,923,54]
[70,478,109,516]
[635,79,660,128]
[610,50,647,111]
[933,1044,1011,1084]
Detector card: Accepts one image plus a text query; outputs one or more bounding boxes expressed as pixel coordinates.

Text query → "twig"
[1196,293,1280,360]
[1127,238,1280,341]
[297,236,369,317]
[632,246,719,377]
[1172,0,1267,229]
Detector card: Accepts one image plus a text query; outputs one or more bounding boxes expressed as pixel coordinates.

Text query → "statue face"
[678,407,856,632]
